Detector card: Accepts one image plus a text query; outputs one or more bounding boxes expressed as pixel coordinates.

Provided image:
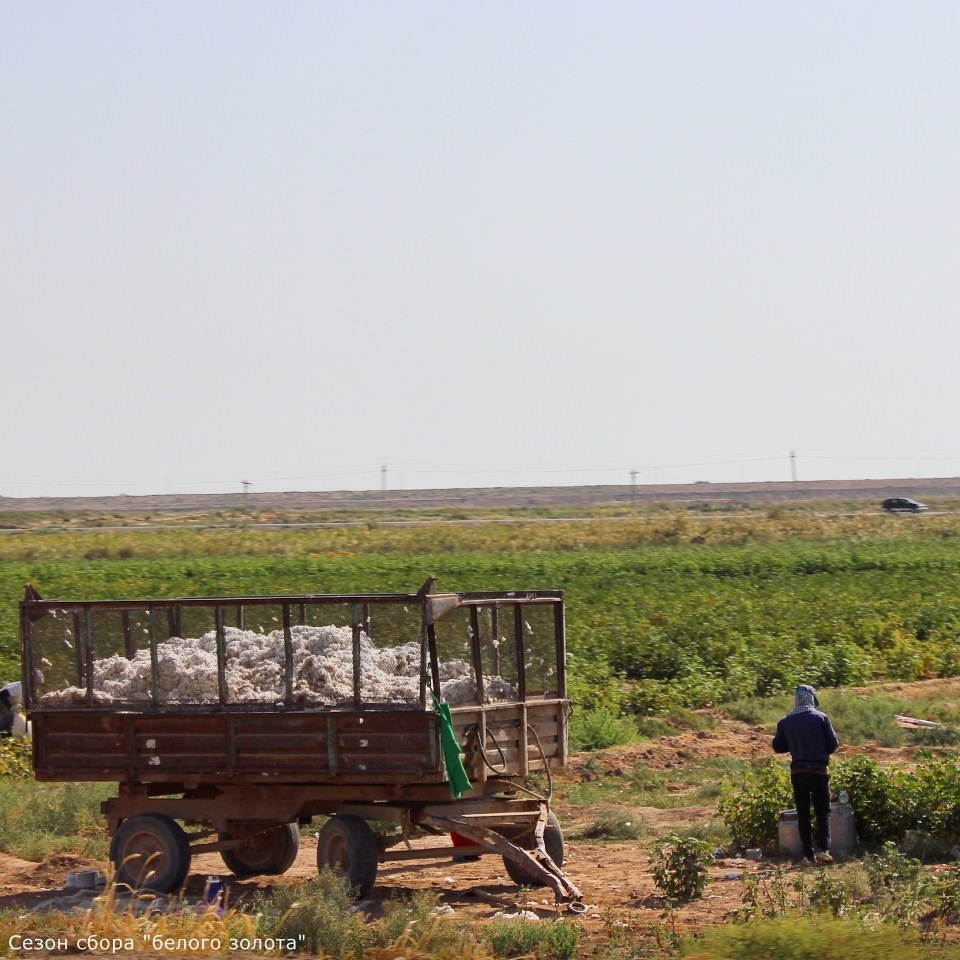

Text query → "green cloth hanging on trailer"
[434,695,472,799]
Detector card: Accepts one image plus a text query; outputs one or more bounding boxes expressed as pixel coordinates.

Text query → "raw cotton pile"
[38,624,518,707]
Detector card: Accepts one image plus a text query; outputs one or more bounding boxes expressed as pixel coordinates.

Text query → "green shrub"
[830,756,905,845]
[910,754,960,841]
[862,843,929,926]
[719,760,791,851]
[806,867,853,917]
[569,706,636,752]
[863,843,924,893]
[483,918,580,959]
[832,754,960,845]
[650,834,714,901]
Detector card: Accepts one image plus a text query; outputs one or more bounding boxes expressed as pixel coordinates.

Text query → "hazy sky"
[3,2,959,497]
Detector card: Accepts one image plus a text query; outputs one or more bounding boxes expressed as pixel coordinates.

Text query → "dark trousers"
[791,771,831,858]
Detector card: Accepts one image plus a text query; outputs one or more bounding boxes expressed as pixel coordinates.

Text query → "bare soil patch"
[0,835,770,942]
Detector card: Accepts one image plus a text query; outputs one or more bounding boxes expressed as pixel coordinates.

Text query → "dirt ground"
[0,828,779,955]
[0,712,935,953]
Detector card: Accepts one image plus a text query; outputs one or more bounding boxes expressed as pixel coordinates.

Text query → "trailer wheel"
[502,811,564,887]
[316,816,378,896]
[110,814,191,893]
[221,823,300,877]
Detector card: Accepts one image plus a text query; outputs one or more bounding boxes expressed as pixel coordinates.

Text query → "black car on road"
[882,497,928,514]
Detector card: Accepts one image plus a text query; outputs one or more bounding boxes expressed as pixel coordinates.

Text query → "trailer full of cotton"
[20,580,581,904]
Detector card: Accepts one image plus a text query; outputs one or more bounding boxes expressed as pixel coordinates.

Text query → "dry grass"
[0,874,489,959]
[0,881,258,955]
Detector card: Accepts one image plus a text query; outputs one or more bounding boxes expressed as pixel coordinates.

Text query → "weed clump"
[577,807,647,841]
[255,871,476,959]
[483,917,580,959]
[569,706,636,752]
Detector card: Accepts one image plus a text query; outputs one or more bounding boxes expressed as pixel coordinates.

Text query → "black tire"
[316,815,378,897]
[503,811,564,887]
[110,813,191,893]
[221,823,300,877]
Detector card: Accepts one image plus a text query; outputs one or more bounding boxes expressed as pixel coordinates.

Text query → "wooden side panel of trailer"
[31,711,444,785]
[30,700,568,789]
[451,700,568,782]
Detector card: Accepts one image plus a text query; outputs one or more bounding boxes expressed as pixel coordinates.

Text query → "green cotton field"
[2,503,960,711]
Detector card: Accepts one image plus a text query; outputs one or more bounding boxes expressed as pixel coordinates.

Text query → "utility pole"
[790,451,797,499]
[630,469,638,509]
[381,464,387,509]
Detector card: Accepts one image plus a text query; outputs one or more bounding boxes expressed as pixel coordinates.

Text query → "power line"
[6,451,960,495]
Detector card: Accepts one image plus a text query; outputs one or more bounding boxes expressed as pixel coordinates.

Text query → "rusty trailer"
[20,580,581,903]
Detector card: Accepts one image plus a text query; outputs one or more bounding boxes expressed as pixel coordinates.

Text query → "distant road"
[0,511,943,534]
[2,476,959,515]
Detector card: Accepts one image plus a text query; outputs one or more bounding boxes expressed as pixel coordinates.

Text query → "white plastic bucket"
[778,803,856,857]
[11,712,29,738]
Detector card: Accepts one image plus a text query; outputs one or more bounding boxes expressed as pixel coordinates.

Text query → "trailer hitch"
[418,811,583,906]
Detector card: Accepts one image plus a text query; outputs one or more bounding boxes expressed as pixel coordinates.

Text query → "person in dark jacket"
[773,684,839,864]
